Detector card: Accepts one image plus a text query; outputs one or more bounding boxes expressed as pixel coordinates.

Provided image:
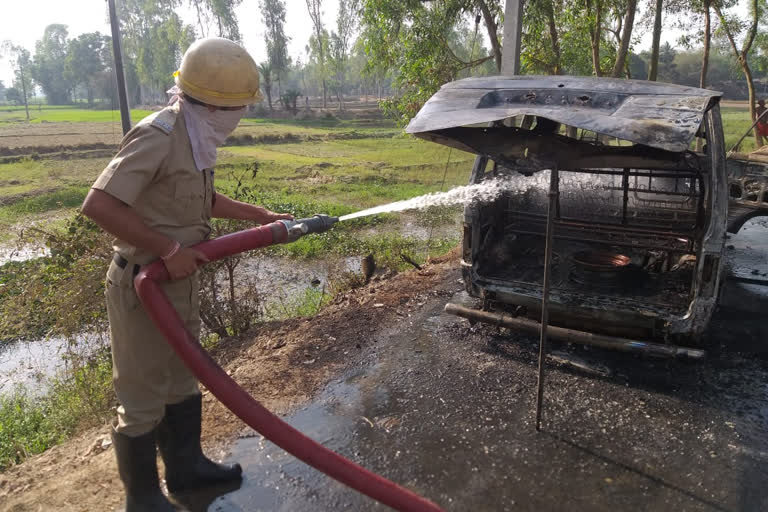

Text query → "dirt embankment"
[0,252,458,512]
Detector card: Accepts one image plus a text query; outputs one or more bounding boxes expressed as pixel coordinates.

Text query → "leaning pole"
[106,0,132,136]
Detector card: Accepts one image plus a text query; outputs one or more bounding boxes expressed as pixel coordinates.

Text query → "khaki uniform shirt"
[93,103,215,265]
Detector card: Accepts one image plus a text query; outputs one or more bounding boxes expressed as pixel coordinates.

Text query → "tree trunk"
[715,0,760,147]
[322,78,327,108]
[610,0,638,78]
[19,62,30,121]
[699,0,711,88]
[745,62,760,147]
[476,0,502,72]
[545,0,561,74]
[588,0,603,76]
[648,0,663,81]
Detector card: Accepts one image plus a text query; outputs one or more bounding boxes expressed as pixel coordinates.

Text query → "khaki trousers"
[105,258,200,436]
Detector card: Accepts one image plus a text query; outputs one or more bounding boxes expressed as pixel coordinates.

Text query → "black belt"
[113,253,142,276]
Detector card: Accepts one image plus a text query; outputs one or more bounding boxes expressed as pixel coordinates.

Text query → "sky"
[0,0,748,89]
[0,0,339,86]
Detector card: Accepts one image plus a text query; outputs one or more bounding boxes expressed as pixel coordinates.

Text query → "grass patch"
[0,349,113,470]
[270,228,459,265]
[0,157,109,198]
[722,106,759,152]
[0,186,88,232]
[240,116,395,130]
[0,107,153,125]
[267,286,333,319]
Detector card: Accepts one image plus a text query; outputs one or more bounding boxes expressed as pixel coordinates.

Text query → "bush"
[0,213,111,341]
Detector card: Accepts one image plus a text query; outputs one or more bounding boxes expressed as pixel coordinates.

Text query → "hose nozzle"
[278,214,339,242]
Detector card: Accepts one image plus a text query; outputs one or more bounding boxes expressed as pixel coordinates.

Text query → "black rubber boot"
[157,394,242,493]
[111,427,176,512]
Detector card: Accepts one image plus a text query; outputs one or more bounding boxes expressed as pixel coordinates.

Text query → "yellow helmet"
[174,37,263,107]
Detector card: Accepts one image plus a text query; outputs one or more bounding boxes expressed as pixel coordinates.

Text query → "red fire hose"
[134,221,444,512]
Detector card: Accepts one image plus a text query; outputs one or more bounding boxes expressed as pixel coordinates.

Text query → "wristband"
[161,241,181,261]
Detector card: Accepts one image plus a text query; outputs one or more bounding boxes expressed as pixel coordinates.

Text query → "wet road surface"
[187,223,768,512]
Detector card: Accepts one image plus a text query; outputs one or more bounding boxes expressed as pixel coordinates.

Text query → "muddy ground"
[2,244,768,511]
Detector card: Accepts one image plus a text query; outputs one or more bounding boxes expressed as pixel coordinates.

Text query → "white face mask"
[176,96,244,171]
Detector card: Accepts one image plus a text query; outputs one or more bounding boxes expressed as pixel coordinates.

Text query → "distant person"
[82,37,293,511]
[756,99,768,147]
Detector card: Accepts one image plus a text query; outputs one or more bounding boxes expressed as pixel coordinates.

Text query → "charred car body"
[407,76,767,354]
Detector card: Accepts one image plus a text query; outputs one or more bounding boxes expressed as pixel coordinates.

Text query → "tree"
[329,0,360,110]
[0,80,5,102]
[308,29,331,107]
[522,1,595,75]
[306,0,328,108]
[714,0,763,147]
[5,87,22,105]
[700,0,712,88]
[609,0,638,77]
[258,61,274,110]
[260,0,290,101]
[188,0,243,41]
[65,33,109,105]
[360,0,502,124]
[116,0,197,104]
[1,41,32,120]
[30,24,73,104]
[648,0,663,80]
[280,89,302,114]
[580,0,639,77]
[656,41,679,81]
[135,14,195,103]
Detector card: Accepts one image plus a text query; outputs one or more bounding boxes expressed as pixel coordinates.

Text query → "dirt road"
[3,232,768,511]
[202,277,768,512]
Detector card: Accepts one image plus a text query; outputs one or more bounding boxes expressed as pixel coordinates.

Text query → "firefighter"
[81,38,293,511]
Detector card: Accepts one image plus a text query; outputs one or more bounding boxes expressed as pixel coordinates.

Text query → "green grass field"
[0,103,758,242]
[721,106,760,152]
[0,117,472,243]
[0,106,154,124]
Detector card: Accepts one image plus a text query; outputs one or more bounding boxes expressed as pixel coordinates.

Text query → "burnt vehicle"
[407,76,768,356]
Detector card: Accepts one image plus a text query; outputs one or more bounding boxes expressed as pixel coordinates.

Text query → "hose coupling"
[278,214,339,243]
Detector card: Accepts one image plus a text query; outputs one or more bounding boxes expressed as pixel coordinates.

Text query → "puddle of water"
[721,219,768,314]
[201,309,486,511]
[0,333,107,397]
[725,219,768,279]
[209,378,375,511]
[238,255,360,312]
[0,254,360,398]
[0,244,50,266]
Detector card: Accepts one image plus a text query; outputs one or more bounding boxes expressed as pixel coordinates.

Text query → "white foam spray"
[339,174,552,221]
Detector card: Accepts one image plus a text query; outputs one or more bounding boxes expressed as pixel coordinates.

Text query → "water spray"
[339,175,534,221]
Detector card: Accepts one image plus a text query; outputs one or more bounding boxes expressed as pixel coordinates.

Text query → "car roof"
[406,75,722,152]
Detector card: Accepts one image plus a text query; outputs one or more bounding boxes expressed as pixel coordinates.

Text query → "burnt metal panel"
[406,76,722,153]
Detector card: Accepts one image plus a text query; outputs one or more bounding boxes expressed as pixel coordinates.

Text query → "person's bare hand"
[163,247,208,280]
[270,212,294,221]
